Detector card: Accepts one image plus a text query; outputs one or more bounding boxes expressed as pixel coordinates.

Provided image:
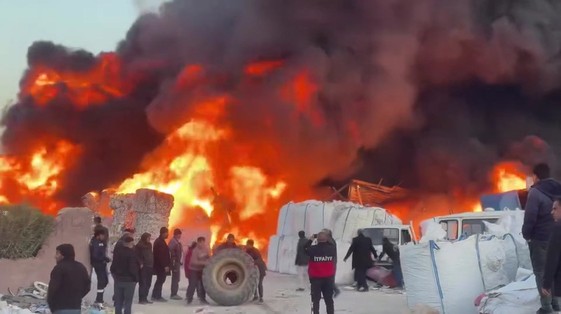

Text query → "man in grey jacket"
[523,163,561,313]
[169,228,183,300]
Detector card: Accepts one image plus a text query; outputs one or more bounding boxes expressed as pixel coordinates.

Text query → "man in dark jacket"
[245,239,267,303]
[114,228,135,251]
[295,230,309,291]
[169,228,183,300]
[93,217,109,246]
[343,229,378,292]
[542,198,561,313]
[379,237,403,288]
[47,244,91,314]
[213,233,237,253]
[90,229,111,304]
[151,227,171,302]
[305,230,337,314]
[135,233,154,304]
[523,163,561,313]
[111,236,140,314]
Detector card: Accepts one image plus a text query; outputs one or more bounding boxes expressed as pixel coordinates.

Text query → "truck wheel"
[202,248,258,306]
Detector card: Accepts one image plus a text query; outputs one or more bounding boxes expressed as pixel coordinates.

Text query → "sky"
[0,1,143,110]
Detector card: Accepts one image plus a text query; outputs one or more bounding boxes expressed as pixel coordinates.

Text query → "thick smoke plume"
[3,0,561,213]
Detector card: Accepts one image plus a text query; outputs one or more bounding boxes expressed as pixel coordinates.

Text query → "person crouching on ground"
[542,197,561,311]
[47,244,91,314]
[111,235,140,314]
[245,239,267,303]
[186,236,210,305]
[379,237,403,288]
[90,229,111,305]
[295,230,310,292]
[306,230,337,314]
[135,233,154,304]
[169,228,184,300]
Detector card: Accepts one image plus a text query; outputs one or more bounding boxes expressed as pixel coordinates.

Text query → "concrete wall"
[0,207,93,294]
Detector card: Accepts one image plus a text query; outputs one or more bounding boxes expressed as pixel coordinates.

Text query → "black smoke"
[3,0,561,207]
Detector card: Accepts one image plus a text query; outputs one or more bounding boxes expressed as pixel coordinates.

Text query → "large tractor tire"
[202,248,259,306]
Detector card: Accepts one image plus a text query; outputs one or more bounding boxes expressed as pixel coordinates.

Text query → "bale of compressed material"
[110,189,174,241]
[0,204,55,259]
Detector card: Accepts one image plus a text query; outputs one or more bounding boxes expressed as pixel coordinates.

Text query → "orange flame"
[0,141,79,213]
[492,161,527,192]
[21,53,132,107]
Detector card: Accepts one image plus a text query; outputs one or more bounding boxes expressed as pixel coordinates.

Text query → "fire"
[21,53,131,107]
[0,141,78,213]
[492,162,527,192]
[245,60,284,76]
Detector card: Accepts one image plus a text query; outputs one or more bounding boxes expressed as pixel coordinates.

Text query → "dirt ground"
[89,271,410,314]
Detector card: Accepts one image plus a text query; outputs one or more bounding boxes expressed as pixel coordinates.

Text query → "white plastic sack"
[419,220,446,243]
[477,275,540,314]
[330,204,401,242]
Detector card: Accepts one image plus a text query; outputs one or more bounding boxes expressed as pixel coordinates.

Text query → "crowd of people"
[42,162,561,314]
[45,224,267,314]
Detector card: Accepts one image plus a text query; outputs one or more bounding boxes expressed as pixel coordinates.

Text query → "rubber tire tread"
[202,248,259,306]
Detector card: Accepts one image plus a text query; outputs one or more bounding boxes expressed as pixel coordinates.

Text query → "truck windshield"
[361,228,399,246]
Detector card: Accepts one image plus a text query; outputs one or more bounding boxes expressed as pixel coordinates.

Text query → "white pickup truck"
[361,224,416,267]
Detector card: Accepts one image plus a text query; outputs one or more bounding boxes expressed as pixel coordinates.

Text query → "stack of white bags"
[267,200,401,284]
[401,210,537,314]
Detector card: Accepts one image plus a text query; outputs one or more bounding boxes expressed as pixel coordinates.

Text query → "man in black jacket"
[295,230,309,291]
[542,198,561,313]
[111,236,140,314]
[305,230,337,314]
[90,229,111,304]
[379,237,403,288]
[47,244,91,314]
[135,233,154,304]
[523,163,561,313]
[151,227,171,302]
[343,229,377,292]
[93,217,109,246]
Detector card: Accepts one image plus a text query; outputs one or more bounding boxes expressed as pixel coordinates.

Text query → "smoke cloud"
[3,0,561,207]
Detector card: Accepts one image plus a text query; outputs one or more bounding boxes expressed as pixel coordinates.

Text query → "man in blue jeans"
[379,237,403,288]
[523,163,561,313]
[542,198,561,312]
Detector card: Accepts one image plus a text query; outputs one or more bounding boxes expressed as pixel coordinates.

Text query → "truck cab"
[426,211,505,241]
[361,224,416,266]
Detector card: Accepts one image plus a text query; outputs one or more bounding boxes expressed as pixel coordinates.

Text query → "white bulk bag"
[402,237,483,314]
[267,235,281,272]
[400,241,443,311]
[477,275,540,314]
[334,240,353,285]
[267,235,299,275]
[277,200,338,236]
[276,202,306,236]
[476,235,518,291]
[330,204,401,242]
[305,201,335,236]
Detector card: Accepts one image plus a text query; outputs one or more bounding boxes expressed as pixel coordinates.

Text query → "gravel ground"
[88,271,410,314]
